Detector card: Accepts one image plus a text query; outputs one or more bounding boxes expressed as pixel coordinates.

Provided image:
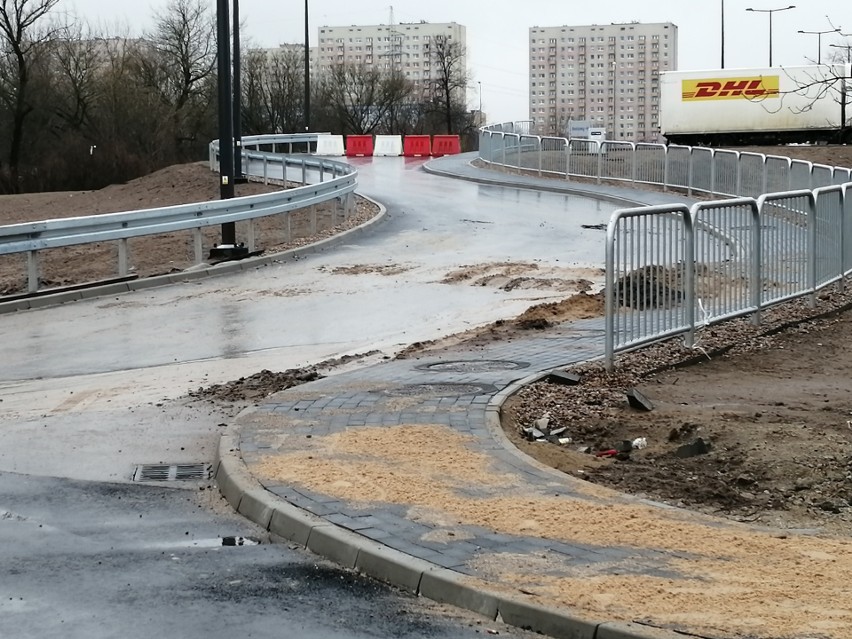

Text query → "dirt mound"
[503,287,852,534]
[395,291,605,358]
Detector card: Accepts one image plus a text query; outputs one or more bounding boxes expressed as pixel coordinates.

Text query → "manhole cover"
[383,383,497,397]
[133,463,212,482]
[416,360,529,373]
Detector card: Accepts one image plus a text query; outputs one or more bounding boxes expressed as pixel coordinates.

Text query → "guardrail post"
[193,228,203,264]
[27,250,38,293]
[310,204,318,234]
[302,159,308,186]
[247,219,256,252]
[118,239,129,277]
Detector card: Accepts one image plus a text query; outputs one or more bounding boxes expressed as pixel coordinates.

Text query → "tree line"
[0,0,475,194]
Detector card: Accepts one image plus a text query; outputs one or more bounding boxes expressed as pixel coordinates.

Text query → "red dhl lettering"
[682,76,780,101]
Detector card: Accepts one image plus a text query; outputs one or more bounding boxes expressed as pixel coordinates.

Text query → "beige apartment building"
[315,21,466,95]
[529,22,677,142]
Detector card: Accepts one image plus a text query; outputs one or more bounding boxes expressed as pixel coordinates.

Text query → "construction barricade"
[403,135,432,157]
[345,135,374,157]
[373,135,403,157]
[431,135,462,157]
[314,134,345,156]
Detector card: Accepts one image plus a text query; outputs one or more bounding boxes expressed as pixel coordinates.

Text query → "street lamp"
[746,5,796,67]
[304,0,310,132]
[721,0,725,68]
[798,27,842,64]
[829,42,852,64]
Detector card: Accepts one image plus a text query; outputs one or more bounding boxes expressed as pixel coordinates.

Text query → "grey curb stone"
[305,524,361,569]
[496,598,599,639]
[596,622,682,639]
[237,488,275,529]
[418,569,499,620]
[268,503,325,547]
[354,543,435,594]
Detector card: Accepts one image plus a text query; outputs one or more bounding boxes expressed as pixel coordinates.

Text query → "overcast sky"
[61,0,852,122]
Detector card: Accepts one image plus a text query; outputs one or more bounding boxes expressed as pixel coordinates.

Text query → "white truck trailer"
[659,65,850,145]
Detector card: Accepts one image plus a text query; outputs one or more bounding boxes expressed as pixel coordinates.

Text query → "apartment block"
[315,21,466,95]
[529,22,678,142]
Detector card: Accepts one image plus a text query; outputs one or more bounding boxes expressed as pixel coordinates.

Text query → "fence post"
[604,216,617,372]
[663,145,669,192]
[752,199,764,324]
[565,141,571,181]
[27,250,39,293]
[537,137,543,177]
[808,192,818,307]
[709,150,717,198]
[684,209,696,348]
[630,143,637,185]
[596,144,603,185]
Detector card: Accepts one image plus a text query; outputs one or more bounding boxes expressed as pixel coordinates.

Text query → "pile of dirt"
[0,162,380,296]
[502,287,852,534]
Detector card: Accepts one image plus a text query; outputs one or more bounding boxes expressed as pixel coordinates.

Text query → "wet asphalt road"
[0,158,618,637]
[1,471,542,639]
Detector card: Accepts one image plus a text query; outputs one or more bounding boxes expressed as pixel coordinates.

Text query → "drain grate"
[133,463,212,482]
[415,360,529,373]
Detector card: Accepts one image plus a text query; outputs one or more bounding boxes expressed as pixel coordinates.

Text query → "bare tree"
[316,63,413,135]
[0,0,61,192]
[242,46,305,135]
[424,35,469,135]
[138,0,216,152]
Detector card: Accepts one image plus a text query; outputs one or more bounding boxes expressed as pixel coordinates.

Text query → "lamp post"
[215,0,235,245]
[232,0,244,182]
[830,42,851,142]
[745,5,796,67]
[798,27,842,64]
[721,0,725,68]
[304,0,310,132]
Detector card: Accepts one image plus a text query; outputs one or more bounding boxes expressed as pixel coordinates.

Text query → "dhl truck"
[659,65,851,145]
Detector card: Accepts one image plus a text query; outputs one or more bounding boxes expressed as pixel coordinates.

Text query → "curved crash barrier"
[431,135,461,157]
[345,135,375,157]
[373,135,403,157]
[315,134,346,156]
[403,135,432,157]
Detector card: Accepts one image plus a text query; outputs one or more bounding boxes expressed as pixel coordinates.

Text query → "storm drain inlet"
[133,463,212,482]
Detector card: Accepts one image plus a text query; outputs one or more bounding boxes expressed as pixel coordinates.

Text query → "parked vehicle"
[660,64,851,145]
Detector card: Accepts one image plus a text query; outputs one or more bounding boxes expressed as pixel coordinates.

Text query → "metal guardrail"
[481,122,852,370]
[1,134,357,294]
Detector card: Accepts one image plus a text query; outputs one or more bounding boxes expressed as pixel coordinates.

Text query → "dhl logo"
[682,76,780,101]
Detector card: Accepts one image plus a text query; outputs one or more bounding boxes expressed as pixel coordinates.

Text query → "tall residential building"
[315,21,466,96]
[529,22,678,142]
